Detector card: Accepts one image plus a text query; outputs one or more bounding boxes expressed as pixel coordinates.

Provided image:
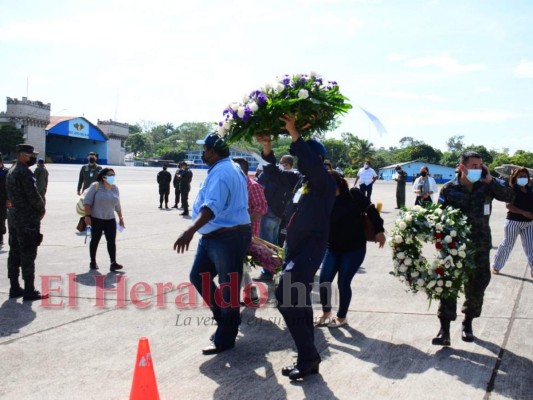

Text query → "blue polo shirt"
[192,157,250,234]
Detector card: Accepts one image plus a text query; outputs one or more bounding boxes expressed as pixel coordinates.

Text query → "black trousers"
[159,187,170,206]
[174,188,181,206]
[359,183,373,201]
[181,188,190,212]
[275,238,326,363]
[90,217,117,264]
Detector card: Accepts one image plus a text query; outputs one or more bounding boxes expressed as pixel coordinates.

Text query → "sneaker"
[23,290,49,301]
[90,262,99,270]
[9,286,24,298]
[110,262,123,271]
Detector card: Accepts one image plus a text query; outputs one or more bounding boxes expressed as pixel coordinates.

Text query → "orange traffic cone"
[130,337,160,400]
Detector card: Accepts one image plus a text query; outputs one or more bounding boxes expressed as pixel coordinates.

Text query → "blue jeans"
[319,247,366,319]
[259,211,282,276]
[189,226,251,349]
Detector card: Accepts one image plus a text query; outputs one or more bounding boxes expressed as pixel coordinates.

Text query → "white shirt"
[357,167,377,185]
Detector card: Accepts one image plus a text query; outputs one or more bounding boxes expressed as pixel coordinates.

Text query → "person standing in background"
[393,165,407,209]
[77,152,102,195]
[34,159,49,204]
[157,165,172,209]
[178,161,193,216]
[353,160,378,201]
[0,154,8,245]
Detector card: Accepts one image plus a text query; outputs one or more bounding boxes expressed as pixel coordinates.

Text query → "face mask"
[364,164,369,169]
[105,176,116,185]
[27,155,37,167]
[517,177,528,186]
[420,171,427,177]
[466,169,482,183]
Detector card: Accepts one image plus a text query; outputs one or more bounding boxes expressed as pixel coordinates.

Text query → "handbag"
[362,204,377,242]
[76,217,86,232]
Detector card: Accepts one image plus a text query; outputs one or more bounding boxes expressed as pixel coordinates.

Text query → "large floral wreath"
[217,72,352,143]
[389,203,475,301]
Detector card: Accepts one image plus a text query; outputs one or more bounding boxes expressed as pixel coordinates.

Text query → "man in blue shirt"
[174,132,251,355]
[256,115,336,380]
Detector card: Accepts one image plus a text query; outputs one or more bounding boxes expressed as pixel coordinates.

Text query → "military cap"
[16,144,38,156]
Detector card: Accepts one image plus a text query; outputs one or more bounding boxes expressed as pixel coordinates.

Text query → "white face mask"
[364,164,369,169]
[516,177,528,186]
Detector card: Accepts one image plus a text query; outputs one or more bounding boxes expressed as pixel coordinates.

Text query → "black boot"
[23,278,49,301]
[462,317,475,342]
[432,318,451,346]
[9,277,24,298]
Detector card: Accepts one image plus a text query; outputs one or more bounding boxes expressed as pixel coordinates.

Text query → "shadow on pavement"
[0,299,36,338]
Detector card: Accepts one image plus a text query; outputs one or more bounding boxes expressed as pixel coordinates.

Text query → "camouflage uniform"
[7,161,46,283]
[437,177,515,321]
[395,169,407,208]
[178,168,193,214]
[77,163,102,193]
[34,164,49,202]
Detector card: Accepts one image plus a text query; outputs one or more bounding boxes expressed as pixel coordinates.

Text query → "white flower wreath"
[389,203,475,301]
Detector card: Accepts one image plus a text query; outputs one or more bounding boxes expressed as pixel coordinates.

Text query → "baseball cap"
[305,139,327,158]
[196,133,228,150]
[16,144,38,156]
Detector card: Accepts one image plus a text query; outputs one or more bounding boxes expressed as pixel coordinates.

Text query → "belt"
[203,224,251,238]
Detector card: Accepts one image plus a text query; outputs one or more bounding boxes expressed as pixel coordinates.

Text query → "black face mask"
[27,156,37,167]
[420,171,427,177]
[89,157,96,163]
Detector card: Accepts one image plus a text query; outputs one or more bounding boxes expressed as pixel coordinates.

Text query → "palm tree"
[349,138,375,166]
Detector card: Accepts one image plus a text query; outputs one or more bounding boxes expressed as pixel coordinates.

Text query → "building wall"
[379,161,456,184]
[98,119,128,166]
[4,97,50,156]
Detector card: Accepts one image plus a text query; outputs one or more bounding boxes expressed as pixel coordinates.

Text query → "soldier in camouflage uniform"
[34,159,49,203]
[432,151,514,346]
[77,152,102,195]
[6,144,49,301]
[178,161,193,216]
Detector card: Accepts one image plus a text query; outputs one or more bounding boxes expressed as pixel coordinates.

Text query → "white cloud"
[406,54,486,73]
[515,60,533,78]
[374,91,446,102]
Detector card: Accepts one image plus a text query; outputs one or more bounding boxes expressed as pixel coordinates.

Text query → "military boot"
[462,317,475,342]
[432,317,451,346]
[23,278,49,301]
[9,277,24,298]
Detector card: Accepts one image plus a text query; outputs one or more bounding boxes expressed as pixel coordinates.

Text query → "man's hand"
[481,165,493,183]
[174,228,195,254]
[279,114,300,141]
[375,232,386,248]
[255,133,272,156]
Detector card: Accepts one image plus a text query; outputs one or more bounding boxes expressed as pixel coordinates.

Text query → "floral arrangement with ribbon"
[217,72,352,143]
[246,236,284,275]
[389,203,475,301]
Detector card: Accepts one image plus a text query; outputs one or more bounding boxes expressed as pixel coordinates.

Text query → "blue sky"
[1,0,532,154]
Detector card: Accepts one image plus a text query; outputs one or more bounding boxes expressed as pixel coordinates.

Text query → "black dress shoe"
[282,364,296,376]
[287,359,321,380]
[202,343,233,355]
[110,262,123,271]
[180,212,189,216]
[9,286,24,298]
[462,327,475,342]
[431,329,451,346]
[23,290,49,301]
[89,262,99,270]
[171,205,178,208]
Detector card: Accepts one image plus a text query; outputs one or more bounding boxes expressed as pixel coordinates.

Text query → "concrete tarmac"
[0,165,531,400]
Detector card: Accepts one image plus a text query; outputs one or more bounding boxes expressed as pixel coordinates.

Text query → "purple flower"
[257,93,268,105]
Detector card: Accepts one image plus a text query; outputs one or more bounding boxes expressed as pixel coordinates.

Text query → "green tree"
[0,124,24,158]
[463,145,493,165]
[323,138,349,168]
[125,133,152,158]
[399,136,422,148]
[398,144,441,164]
[510,150,533,168]
[175,122,214,154]
[445,135,464,152]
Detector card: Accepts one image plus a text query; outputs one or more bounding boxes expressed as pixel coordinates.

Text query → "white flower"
[435,223,443,231]
[427,280,437,289]
[411,271,419,278]
[237,107,245,118]
[298,89,309,99]
[435,287,443,293]
[243,95,250,104]
[393,260,400,268]
[399,265,408,273]
[456,261,462,268]
[450,249,458,256]
[230,103,240,111]
[435,208,443,215]
[459,244,466,251]
[395,235,403,244]
[450,230,457,237]
[437,280,444,287]
[248,102,259,112]
[459,251,466,258]
[445,281,453,288]
[274,83,285,93]
[217,126,227,136]
[404,258,413,266]
[405,237,413,244]
[309,70,318,77]
[417,279,425,287]
[223,121,232,130]
[444,235,452,243]
[405,213,413,222]
[396,252,405,260]
[399,222,407,230]
[262,83,272,92]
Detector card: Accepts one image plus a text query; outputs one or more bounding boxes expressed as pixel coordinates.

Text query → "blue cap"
[196,132,228,150]
[38,159,44,164]
[305,139,327,158]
